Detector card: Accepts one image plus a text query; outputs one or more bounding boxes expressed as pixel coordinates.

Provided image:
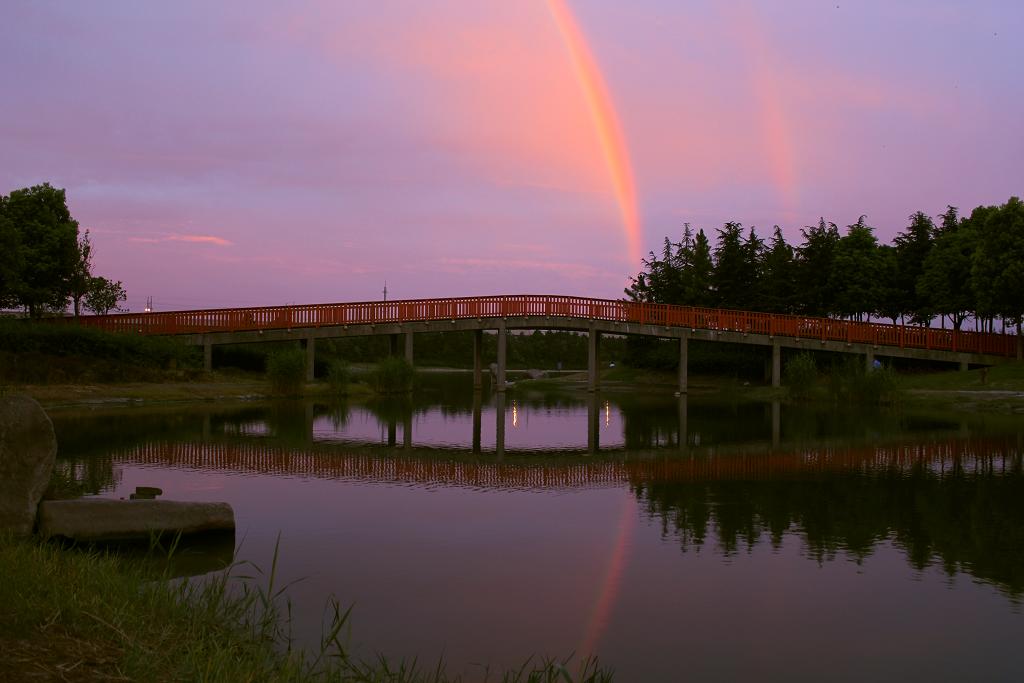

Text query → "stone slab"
[38,499,235,542]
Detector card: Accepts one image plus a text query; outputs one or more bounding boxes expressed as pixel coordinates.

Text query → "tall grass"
[784,353,818,400]
[372,357,415,394]
[0,534,613,682]
[267,348,307,396]
[327,359,353,395]
[784,352,899,405]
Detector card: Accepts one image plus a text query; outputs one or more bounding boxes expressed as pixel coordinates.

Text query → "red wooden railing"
[70,295,1019,357]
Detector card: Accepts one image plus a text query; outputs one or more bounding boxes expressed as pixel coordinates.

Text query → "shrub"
[327,359,352,395]
[266,348,306,395]
[827,356,900,405]
[371,357,414,394]
[784,352,818,400]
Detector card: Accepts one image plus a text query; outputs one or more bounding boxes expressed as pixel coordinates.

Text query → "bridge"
[74,295,1021,392]
[116,436,1022,493]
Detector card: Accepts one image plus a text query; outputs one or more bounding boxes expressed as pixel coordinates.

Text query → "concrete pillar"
[305,401,314,446]
[496,322,507,392]
[472,392,482,454]
[203,340,212,373]
[495,392,506,456]
[771,400,781,449]
[473,329,483,390]
[389,334,399,357]
[771,343,781,389]
[865,349,875,373]
[677,395,688,450]
[405,332,414,365]
[588,325,600,393]
[587,394,600,454]
[678,335,689,394]
[305,337,315,382]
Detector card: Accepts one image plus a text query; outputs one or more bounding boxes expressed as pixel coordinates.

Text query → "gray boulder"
[38,499,235,542]
[0,394,57,536]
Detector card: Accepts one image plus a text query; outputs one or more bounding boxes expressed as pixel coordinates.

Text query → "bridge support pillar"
[496,321,507,392]
[678,335,689,394]
[473,329,483,390]
[587,393,599,454]
[677,394,687,449]
[771,400,781,449]
[865,349,875,373]
[203,340,212,373]
[304,338,315,382]
[771,342,781,389]
[472,391,482,454]
[405,332,414,366]
[588,325,600,392]
[495,392,506,456]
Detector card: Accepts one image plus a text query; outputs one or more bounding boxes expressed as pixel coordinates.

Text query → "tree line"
[0,183,126,318]
[625,197,1024,333]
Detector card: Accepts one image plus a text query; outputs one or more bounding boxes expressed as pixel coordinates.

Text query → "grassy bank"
[899,362,1024,412]
[0,536,611,682]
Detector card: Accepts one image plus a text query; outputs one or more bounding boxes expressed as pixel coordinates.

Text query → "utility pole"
[383,281,388,302]
[144,296,153,313]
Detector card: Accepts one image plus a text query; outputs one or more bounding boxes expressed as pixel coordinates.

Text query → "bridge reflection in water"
[111,430,1024,599]
[116,432,1022,493]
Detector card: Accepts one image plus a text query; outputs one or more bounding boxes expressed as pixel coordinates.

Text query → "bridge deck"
[71,294,1019,360]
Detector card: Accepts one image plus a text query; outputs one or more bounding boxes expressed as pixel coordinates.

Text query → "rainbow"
[547,0,643,267]
[578,493,637,657]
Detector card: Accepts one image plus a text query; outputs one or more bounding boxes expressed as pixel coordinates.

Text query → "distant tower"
[144,296,153,313]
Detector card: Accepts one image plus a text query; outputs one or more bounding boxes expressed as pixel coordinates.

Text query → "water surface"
[51,377,1024,681]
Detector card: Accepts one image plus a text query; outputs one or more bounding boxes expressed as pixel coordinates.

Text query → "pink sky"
[2,1,1022,313]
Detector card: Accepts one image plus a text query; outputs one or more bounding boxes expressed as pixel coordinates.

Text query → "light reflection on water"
[49,379,1024,681]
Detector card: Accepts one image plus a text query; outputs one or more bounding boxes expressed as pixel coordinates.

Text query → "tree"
[795,219,841,316]
[828,216,881,321]
[874,245,903,325]
[918,224,977,330]
[69,230,93,318]
[1,183,81,317]
[84,276,127,315]
[712,222,750,309]
[689,229,714,307]
[893,211,936,324]
[0,198,24,308]
[972,197,1024,332]
[760,227,795,314]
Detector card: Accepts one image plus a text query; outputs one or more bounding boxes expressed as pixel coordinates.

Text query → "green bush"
[327,359,352,395]
[265,348,306,395]
[827,356,900,405]
[784,352,818,400]
[0,320,200,383]
[371,356,414,394]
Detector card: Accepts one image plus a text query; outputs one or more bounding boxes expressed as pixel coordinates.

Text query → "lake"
[50,374,1024,681]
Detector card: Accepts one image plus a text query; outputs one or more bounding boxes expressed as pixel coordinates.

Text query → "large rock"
[38,499,235,542]
[0,394,57,536]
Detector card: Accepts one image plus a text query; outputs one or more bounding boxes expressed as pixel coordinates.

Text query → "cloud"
[129,233,233,246]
